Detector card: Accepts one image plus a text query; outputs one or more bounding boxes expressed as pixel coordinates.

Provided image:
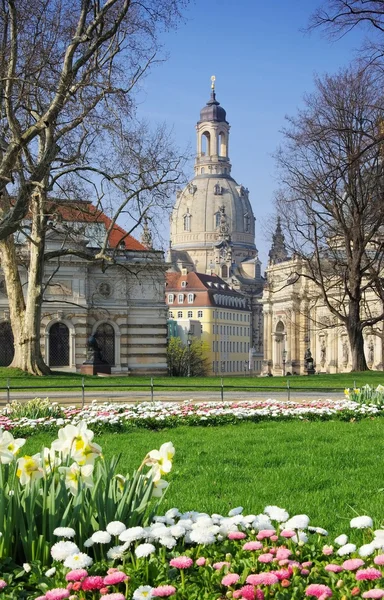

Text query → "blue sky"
[136,0,366,266]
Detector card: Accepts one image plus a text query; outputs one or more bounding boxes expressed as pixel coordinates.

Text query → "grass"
[0,367,383,393]
[24,419,384,537]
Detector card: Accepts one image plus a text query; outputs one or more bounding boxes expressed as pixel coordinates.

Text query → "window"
[178,294,184,303]
[181,281,187,288]
[188,293,194,303]
[215,212,221,227]
[198,310,203,318]
[177,311,183,318]
[168,294,174,303]
[188,311,193,318]
[169,311,174,318]
[183,212,191,231]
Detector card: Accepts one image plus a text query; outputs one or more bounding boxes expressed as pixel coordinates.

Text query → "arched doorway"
[49,322,69,367]
[95,323,115,365]
[0,322,14,366]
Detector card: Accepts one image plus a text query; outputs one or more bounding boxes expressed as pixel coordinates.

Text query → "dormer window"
[181,281,187,288]
[178,294,184,303]
[188,293,194,303]
[168,294,174,303]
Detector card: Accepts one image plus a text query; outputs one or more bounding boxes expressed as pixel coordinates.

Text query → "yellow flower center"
[24,457,37,474]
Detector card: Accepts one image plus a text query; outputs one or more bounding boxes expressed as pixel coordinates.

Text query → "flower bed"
[1,397,384,436]
[5,505,384,599]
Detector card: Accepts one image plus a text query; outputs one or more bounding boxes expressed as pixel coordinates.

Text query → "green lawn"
[0,367,383,392]
[24,419,384,537]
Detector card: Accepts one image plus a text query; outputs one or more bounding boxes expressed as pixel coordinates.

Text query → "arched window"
[218,132,227,157]
[215,211,221,227]
[201,131,211,156]
[0,322,14,366]
[95,323,115,365]
[221,264,228,278]
[49,322,69,367]
[183,212,191,231]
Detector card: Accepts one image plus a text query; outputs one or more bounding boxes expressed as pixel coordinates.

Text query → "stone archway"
[49,322,69,367]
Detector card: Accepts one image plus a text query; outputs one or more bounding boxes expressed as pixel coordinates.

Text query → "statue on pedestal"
[304,348,315,375]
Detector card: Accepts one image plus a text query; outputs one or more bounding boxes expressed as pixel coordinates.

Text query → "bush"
[167,337,210,376]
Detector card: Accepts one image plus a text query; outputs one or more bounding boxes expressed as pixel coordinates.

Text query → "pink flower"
[301,569,310,576]
[235,585,264,600]
[258,553,274,563]
[195,557,206,566]
[325,564,343,573]
[0,580,6,590]
[363,591,384,599]
[261,572,279,585]
[343,559,365,571]
[305,584,333,598]
[152,586,177,597]
[281,530,296,538]
[302,561,313,568]
[36,597,47,600]
[274,568,292,580]
[65,570,88,582]
[103,572,129,585]
[169,556,193,569]
[375,556,384,566]
[257,529,276,540]
[323,545,333,556]
[221,574,240,586]
[243,541,263,551]
[276,548,292,560]
[45,590,70,600]
[228,531,246,540]
[81,576,105,590]
[270,535,279,542]
[100,594,126,600]
[356,568,382,581]
[213,561,231,570]
[246,574,265,585]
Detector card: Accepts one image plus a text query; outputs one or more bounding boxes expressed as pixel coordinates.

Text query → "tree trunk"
[347,301,368,372]
[0,194,50,376]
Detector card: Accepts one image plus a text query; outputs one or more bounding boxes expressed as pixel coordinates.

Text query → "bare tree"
[275,67,384,371]
[0,0,188,374]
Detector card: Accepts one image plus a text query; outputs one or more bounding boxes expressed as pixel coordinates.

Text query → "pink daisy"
[213,561,231,570]
[356,569,382,581]
[195,557,206,566]
[100,594,125,600]
[281,530,296,538]
[375,556,384,566]
[243,541,263,551]
[305,584,332,598]
[152,585,177,597]
[221,573,240,586]
[257,529,276,540]
[0,581,6,590]
[362,591,384,599]
[228,531,247,540]
[45,590,70,600]
[103,572,129,585]
[258,553,274,563]
[325,564,343,573]
[65,570,88,582]
[276,548,292,560]
[81,576,105,590]
[343,559,365,571]
[273,568,292,580]
[246,574,265,585]
[169,556,193,569]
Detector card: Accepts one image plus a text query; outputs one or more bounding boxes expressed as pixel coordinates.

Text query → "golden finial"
[211,75,216,90]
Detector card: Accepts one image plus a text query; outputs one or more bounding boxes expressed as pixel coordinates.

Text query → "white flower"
[91,530,111,544]
[133,586,154,600]
[135,543,156,558]
[374,530,384,539]
[350,516,373,529]
[63,552,93,569]
[45,567,56,577]
[190,528,216,544]
[84,537,94,548]
[359,543,376,557]
[292,531,308,544]
[51,541,80,561]
[165,508,181,519]
[334,534,348,546]
[264,506,289,522]
[170,524,186,538]
[23,563,31,573]
[59,463,94,496]
[159,536,177,549]
[0,430,25,464]
[43,447,61,473]
[284,515,310,530]
[308,526,328,536]
[145,442,175,481]
[107,545,127,560]
[51,422,100,464]
[119,526,145,543]
[228,506,243,517]
[337,543,356,556]
[152,478,169,498]
[53,527,76,539]
[16,454,44,485]
[106,521,126,536]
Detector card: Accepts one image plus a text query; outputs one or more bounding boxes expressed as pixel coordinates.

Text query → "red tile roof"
[48,200,146,251]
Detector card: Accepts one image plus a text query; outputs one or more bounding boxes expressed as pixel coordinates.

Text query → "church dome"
[199,91,227,123]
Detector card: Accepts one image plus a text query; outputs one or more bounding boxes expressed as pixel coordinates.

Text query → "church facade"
[167,80,264,373]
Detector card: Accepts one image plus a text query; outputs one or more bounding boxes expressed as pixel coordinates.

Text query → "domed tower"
[169,77,261,282]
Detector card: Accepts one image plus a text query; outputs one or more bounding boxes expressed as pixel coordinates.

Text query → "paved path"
[0,389,345,406]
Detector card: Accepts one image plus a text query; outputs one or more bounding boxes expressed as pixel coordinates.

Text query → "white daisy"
[119,526,145,543]
[63,552,93,569]
[53,527,76,538]
[264,506,289,522]
[284,515,310,530]
[350,516,373,529]
[334,534,348,546]
[135,543,156,558]
[51,541,80,561]
[228,506,243,517]
[91,530,111,544]
[107,545,127,560]
[106,521,127,536]
[337,543,356,556]
[133,585,154,599]
[359,543,376,557]
[190,528,216,545]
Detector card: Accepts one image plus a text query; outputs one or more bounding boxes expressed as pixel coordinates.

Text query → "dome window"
[244,212,250,233]
[183,210,191,232]
[214,182,222,195]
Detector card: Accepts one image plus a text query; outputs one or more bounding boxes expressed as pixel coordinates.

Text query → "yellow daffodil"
[51,421,98,461]
[16,454,44,485]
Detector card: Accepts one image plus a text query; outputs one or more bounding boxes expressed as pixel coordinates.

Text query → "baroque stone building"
[262,221,384,374]
[167,80,264,373]
[0,201,168,374]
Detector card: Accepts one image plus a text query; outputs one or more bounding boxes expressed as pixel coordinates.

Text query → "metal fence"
[0,377,358,408]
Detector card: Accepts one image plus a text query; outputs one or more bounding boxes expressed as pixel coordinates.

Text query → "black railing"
[0,377,358,408]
